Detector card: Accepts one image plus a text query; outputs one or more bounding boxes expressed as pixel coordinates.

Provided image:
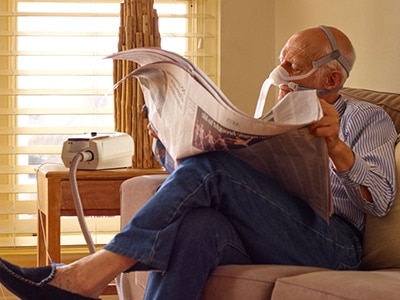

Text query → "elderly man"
[0,26,396,300]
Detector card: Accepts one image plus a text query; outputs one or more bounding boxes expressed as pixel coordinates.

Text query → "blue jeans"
[143,208,251,299]
[105,151,362,299]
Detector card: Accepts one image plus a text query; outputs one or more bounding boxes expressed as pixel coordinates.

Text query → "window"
[0,0,218,248]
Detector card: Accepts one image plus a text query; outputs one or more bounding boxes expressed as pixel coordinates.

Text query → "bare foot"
[48,249,137,298]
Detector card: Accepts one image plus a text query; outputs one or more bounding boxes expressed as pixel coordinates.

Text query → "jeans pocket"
[335,246,363,270]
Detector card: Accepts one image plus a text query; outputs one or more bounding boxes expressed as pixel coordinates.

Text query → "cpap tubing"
[69,151,97,254]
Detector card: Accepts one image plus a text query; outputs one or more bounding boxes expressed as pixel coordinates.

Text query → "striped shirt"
[331,96,397,232]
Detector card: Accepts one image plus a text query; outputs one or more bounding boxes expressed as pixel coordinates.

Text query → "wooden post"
[114,0,161,168]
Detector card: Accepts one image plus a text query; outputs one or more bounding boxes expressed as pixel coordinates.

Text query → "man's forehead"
[280,35,324,62]
[280,44,316,62]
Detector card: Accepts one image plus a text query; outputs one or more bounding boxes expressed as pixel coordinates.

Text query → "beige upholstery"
[272,269,400,300]
[117,88,400,299]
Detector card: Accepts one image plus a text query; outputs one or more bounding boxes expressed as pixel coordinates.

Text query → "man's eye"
[292,67,302,73]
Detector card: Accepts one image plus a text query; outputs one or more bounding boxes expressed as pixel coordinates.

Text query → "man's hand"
[147,123,158,139]
[308,99,354,172]
[308,99,373,202]
[308,99,341,151]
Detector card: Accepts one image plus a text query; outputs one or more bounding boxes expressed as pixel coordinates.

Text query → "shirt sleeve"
[334,104,397,217]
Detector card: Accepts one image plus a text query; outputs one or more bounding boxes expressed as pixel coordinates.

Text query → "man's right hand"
[147,123,158,139]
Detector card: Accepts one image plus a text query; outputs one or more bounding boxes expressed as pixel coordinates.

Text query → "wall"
[219,1,275,115]
[220,0,400,114]
[275,0,400,94]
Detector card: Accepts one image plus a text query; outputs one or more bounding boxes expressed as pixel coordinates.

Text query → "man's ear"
[323,70,344,90]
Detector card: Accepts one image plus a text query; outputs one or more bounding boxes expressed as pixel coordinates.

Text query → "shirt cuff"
[334,154,369,186]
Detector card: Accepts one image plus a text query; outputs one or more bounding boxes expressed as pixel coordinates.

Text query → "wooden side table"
[36,164,165,266]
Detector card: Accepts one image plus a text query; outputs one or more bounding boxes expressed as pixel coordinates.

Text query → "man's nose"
[278,85,292,100]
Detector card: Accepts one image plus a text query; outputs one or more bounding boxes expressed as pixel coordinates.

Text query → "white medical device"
[57,132,134,255]
[61,132,134,170]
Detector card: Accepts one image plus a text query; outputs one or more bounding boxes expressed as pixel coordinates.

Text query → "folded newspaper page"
[108,47,332,221]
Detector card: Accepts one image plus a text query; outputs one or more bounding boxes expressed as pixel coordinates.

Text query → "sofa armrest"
[120,174,169,227]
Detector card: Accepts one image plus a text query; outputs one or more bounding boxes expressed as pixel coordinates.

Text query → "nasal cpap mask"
[254,25,351,118]
[266,65,316,91]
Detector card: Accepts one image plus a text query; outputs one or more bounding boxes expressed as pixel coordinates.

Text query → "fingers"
[147,123,159,139]
[308,99,339,138]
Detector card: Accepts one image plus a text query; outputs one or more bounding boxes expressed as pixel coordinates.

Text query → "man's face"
[278,35,325,100]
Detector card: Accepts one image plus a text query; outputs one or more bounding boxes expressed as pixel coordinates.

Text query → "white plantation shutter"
[0,0,218,248]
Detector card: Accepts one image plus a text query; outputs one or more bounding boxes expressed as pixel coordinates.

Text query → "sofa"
[116,88,400,299]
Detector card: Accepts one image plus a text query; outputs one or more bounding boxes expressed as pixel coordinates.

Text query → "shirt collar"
[333,95,346,118]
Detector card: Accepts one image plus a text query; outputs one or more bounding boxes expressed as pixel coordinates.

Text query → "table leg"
[37,208,61,265]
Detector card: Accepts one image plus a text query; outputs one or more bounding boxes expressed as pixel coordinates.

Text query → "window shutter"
[0,0,218,248]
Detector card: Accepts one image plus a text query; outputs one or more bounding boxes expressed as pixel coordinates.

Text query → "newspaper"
[107,47,332,221]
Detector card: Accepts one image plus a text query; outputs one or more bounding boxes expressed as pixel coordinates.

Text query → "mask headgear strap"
[314,25,351,77]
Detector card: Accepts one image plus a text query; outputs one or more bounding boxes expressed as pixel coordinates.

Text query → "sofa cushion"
[201,265,323,300]
[341,87,400,133]
[272,269,400,300]
[118,264,325,300]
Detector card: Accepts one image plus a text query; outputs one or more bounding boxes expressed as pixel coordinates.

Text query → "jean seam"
[216,240,251,263]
